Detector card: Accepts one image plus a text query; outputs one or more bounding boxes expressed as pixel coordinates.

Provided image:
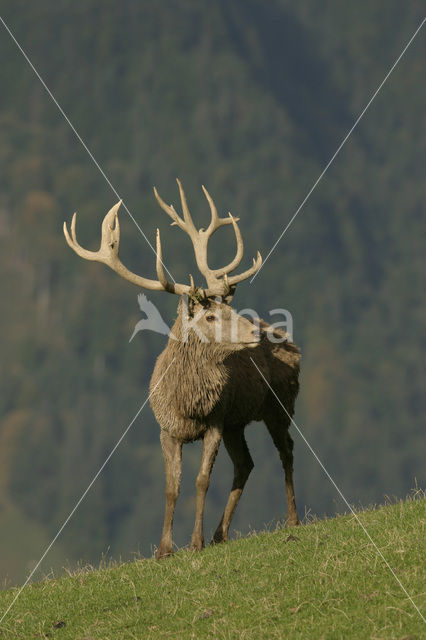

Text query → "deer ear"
[182,293,195,318]
[223,286,236,304]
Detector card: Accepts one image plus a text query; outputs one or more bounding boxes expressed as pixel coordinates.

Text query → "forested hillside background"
[0,0,425,587]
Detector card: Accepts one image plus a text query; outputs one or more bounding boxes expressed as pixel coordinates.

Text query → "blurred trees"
[0,0,425,585]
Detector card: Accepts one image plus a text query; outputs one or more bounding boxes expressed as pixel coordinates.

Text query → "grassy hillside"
[1,0,425,585]
[0,495,424,639]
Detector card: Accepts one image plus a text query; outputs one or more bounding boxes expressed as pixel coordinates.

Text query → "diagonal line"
[0,358,175,625]
[250,356,426,623]
[0,15,176,284]
[251,15,426,282]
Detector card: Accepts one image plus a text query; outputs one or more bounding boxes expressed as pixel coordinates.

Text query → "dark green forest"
[0,0,425,586]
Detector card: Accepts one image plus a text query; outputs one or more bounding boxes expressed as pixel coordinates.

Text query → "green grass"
[0,495,424,639]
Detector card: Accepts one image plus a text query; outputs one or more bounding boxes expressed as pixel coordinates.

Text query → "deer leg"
[156,431,182,559]
[265,418,299,526]
[190,426,222,552]
[212,428,254,544]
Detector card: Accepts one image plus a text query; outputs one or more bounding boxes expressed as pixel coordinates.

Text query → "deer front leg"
[190,426,222,552]
[156,431,182,559]
[212,428,254,544]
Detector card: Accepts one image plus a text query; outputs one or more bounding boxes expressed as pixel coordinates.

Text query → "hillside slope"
[0,0,425,584]
[0,496,424,639]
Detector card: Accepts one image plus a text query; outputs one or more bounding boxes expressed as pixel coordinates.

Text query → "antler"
[63,201,191,295]
[64,181,262,299]
[154,179,262,296]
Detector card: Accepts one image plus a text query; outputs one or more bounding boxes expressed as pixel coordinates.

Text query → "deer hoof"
[189,539,204,552]
[156,546,173,560]
[211,531,227,545]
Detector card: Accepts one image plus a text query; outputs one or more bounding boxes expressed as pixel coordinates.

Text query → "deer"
[64,180,301,559]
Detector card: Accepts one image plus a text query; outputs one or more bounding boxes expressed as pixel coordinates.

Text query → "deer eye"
[205,314,216,322]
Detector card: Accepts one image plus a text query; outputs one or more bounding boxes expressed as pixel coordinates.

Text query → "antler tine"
[153,187,184,228]
[64,201,191,295]
[70,212,78,244]
[227,251,263,287]
[202,184,219,232]
[64,202,122,262]
[212,213,244,278]
[176,179,197,235]
[202,185,237,235]
[155,229,174,292]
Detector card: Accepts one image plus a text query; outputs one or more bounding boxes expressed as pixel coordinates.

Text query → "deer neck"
[169,314,232,364]
[163,314,230,420]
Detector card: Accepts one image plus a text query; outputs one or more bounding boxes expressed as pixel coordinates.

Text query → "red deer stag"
[64,180,300,559]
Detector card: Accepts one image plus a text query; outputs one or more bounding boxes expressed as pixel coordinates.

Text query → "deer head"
[63,180,262,301]
[175,295,262,349]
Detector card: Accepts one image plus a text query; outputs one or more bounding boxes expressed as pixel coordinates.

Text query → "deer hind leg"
[156,431,182,559]
[190,426,222,552]
[264,416,300,526]
[212,428,254,544]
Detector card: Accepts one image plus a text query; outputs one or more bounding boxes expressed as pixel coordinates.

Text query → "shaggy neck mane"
[165,311,232,420]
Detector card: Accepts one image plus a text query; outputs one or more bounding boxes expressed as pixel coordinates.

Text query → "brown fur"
[150,297,301,558]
